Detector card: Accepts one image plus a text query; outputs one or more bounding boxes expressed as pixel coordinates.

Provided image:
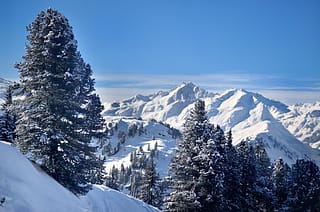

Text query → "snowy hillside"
[103,83,320,164]
[0,141,159,212]
[100,117,179,179]
[279,102,320,150]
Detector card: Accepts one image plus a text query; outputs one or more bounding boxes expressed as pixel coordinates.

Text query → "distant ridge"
[103,82,320,164]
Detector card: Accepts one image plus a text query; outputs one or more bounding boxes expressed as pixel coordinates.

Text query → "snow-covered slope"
[279,102,320,150]
[104,82,216,122]
[103,83,320,164]
[0,141,159,212]
[100,117,178,179]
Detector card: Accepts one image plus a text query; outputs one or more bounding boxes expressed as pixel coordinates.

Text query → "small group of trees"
[105,142,163,208]
[165,100,320,212]
[1,8,106,195]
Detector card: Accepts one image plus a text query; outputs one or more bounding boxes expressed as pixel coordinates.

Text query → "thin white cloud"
[257,90,320,105]
[94,72,319,105]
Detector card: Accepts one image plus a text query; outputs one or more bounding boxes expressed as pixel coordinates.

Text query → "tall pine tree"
[236,141,257,211]
[271,158,291,211]
[223,130,241,211]
[0,85,16,143]
[165,100,225,212]
[165,100,207,211]
[139,155,163,208]
[14,8,104,195]
[253,139,273,211]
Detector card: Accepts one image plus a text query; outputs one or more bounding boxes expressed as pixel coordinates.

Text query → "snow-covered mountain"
[103,82,320,165]
[279,102,320,150]
[104,82,216,123]
[0,141,159,212]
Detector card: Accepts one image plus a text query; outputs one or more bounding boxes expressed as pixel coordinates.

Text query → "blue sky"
[0,0,319,104]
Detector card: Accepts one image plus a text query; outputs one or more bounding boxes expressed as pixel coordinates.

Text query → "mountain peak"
[168,82,215,102]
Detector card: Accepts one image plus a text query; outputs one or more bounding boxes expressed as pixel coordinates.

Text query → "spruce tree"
[14,8,104,195]
[165,100,225,212]
[0,85,16,143]
[165,100,207,211]
[223,130,241,211]
[271,158,290,211]
[253,139,273,211]
[287,159,320,211]
[236,141,257,211]
[74,57,105,140]
[139,156,162,208]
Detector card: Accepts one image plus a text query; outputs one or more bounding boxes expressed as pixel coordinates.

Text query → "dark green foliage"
[106,165,119,190]
[13,8,105,195]
[164,100,320,212]
[165,100,225,212]
[271,158,291,211]
[139,156,163,208]
[223,130,241,211]
[286,159,320,211]
[128,123,138,137]
[0,85,16,143]
[253,140,273,210]
[237,141,258,211]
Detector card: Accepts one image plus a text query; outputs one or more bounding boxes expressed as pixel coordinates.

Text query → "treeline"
[164,100,320,212]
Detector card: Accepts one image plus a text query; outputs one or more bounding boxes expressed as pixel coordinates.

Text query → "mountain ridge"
[103,82,320,164]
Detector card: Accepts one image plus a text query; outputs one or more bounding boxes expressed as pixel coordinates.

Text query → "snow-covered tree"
[165,100,225,211]
[139,156,163,208]
[165,100,206,211]
[236,141,257,211]
[0,85,16,143]
[194,136,225,211]
[271,158,291,211]
[253,139,273,211]
[14,8,104,195]
[223,130,241,211]
[287,159,320,211]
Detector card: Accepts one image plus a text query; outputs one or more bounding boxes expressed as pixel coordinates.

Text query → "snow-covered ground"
[101,117,177,178]
[0,141,159,212]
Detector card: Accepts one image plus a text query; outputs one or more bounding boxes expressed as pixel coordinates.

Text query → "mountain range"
[103,82,320,165]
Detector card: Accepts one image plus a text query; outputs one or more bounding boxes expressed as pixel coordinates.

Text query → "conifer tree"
[165,100,207,211]
[236,141,257,211]
[271,158,290,211]
[139,156,162,208]
[223,130,241,211]
[287,159,320,211]
[165,100,225,212]
[14,8,104,195]
[0,85,16,143]
[253,139,273,211]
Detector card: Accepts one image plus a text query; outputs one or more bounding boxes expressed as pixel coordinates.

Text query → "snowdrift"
[0,141,159,212]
